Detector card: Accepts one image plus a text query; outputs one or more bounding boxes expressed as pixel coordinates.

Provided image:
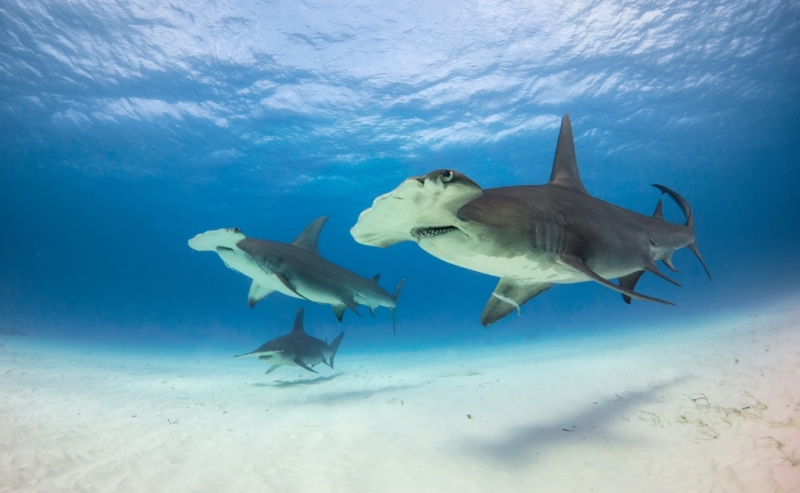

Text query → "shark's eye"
[441,170,454,183]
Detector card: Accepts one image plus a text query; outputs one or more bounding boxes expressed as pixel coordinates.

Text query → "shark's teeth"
[411,226,458,239]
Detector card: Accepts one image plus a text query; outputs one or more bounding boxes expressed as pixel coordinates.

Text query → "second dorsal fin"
[653,198,664,219]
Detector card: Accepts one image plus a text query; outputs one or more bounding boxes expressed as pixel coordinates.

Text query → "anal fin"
[481,278,551,326]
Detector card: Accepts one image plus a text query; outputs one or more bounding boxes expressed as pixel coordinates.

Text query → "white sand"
[2,300,799,493]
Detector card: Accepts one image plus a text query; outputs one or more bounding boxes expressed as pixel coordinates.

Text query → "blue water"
[1,0,799,354]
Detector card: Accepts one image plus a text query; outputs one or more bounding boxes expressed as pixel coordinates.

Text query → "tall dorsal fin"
[548,114,589,195]
[291,308,306,334]
[292,216,328,255]
[371,273,381,283]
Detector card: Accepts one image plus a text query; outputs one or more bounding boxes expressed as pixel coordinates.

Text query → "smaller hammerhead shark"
[235,308,344,375]
[189,216,405,333]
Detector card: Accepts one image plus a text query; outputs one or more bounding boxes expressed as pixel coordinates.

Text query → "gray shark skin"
[235,308,345,375]
[350,114,711,326]
[189,216,405,333]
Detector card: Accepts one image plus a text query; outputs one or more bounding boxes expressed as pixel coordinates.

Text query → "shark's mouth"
[411,225,459,240]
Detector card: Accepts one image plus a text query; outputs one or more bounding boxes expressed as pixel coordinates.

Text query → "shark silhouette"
[235,308,344,374]
[350,114,711,326]
[189,216,405,332]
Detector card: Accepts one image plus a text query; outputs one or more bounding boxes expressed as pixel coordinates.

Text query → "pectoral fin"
[481,278,552,326]
[557,255,675,306]
[247,281,274,308]
[343,298,362,317]
[274,273,310,300]
[294,358,318,373]
[234,349,282,359]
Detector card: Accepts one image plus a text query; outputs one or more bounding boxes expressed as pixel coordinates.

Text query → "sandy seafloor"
[2,299,799,493]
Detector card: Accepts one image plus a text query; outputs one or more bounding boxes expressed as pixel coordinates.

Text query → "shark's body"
[235,308,344,374]
[351,114,711,326]
[189,216,405,332]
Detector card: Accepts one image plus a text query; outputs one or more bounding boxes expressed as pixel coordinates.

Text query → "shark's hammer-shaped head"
[188,227,257,277]
[235,339,298,371]
[188,227,247,252]
[351,169,483,248]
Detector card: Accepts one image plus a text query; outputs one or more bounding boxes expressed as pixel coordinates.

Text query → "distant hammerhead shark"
[235,308,344,374]
[350,114,711,326]
[189,216,405,332]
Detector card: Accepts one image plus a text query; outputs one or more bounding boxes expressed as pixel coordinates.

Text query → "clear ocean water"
[1,0,799,355]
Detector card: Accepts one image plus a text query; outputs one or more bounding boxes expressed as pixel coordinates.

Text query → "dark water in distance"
[1,0,799,352]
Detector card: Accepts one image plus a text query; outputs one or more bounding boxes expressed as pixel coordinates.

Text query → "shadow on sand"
[299,382,427,405]
[460,379,684,466]
[253,371,428,405]
[252,373,344,387]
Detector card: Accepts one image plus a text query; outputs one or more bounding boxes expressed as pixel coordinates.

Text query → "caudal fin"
[652,184,712,281]
[687,243,712,281]
[329,332,345,369]
[390,278,406,335]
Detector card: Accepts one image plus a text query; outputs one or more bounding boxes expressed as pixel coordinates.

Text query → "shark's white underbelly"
[421,246,587,284]
[217,248,376,306]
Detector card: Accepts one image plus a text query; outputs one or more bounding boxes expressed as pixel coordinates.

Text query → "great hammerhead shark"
[235,308,344,375]
[350,114,711,326]
[189,216,405,332]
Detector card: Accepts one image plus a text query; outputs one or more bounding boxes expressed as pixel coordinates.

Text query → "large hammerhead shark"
[350,114,711,326]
